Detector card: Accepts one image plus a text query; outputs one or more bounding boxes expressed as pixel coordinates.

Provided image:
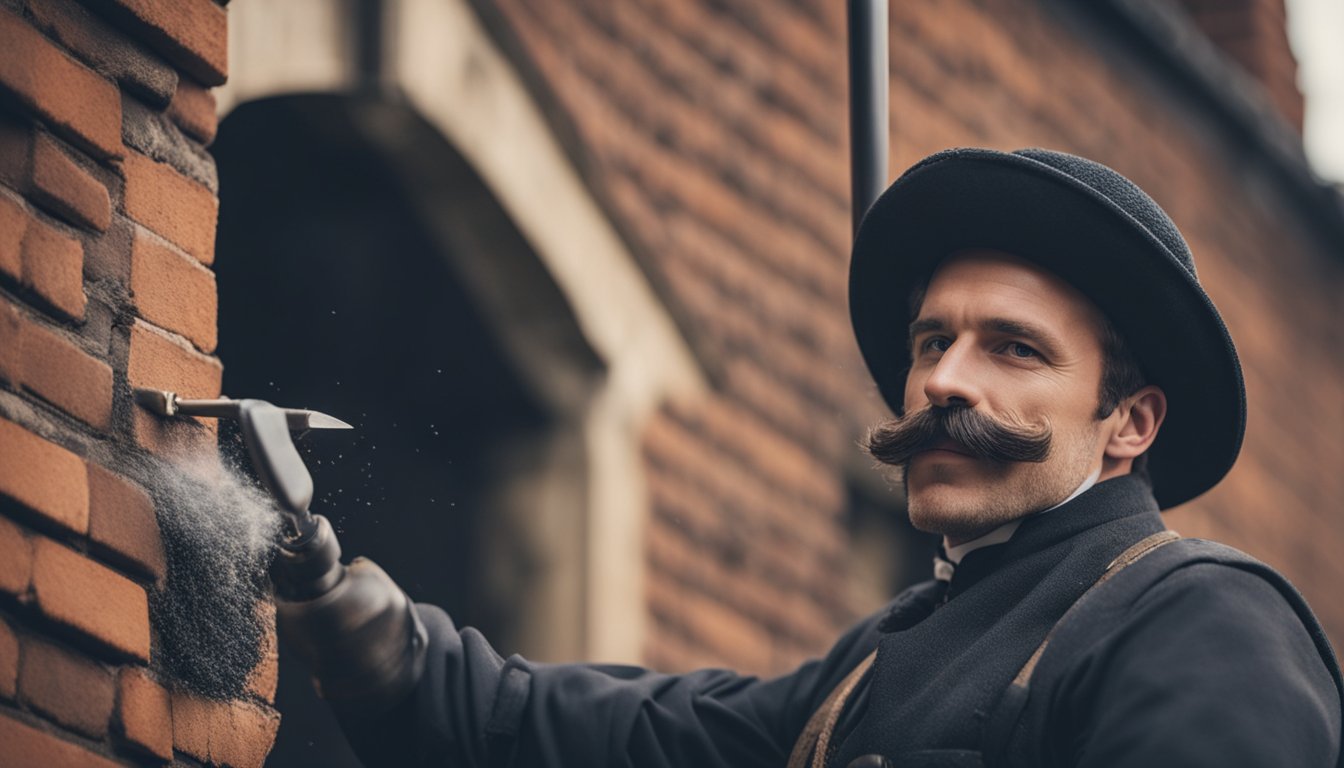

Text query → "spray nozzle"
[133,388,352,543]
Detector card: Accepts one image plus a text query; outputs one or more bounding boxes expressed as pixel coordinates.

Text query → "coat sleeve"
[1060,563,1342,768]
[336,601,886,768]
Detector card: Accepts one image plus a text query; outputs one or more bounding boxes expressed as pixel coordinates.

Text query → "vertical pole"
[356,0,386,95]
[848,0,889,238]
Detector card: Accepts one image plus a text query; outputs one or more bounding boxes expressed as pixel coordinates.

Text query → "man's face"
[901,250,1111,543]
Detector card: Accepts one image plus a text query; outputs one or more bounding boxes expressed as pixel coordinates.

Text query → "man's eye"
[923,338,950,353]
[1007,342,1038,358]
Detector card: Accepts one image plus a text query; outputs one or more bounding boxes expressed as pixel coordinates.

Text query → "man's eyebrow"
[907,318,946,346]
[983,318,1066,357]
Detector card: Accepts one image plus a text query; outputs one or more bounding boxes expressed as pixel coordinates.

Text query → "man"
[284,148,1343,767]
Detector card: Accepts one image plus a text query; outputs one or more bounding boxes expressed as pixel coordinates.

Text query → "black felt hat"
[849,147,1245,509]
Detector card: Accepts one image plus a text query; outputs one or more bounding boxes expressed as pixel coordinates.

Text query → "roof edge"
[1078,0,1344,251]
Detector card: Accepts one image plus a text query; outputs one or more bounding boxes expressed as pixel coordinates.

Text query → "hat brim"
[850,149,1245,509]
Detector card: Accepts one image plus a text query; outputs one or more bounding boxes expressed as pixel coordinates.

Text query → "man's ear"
[1105,385,1167,460]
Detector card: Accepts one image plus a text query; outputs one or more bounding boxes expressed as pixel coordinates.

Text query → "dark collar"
[880,474,1162,630]
[948,475,1161,597]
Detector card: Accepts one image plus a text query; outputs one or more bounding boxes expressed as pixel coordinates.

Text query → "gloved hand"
[272,514,428,716]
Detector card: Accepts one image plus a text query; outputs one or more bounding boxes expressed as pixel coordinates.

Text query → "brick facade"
[2,1,1339,766]
[0,0,279,765]
[472,0,1344,675]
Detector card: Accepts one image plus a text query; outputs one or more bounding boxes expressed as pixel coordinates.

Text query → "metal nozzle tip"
[133,388,177,416]
[307,412,354,430]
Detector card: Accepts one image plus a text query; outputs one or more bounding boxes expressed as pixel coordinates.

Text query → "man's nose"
[922,342,983,408]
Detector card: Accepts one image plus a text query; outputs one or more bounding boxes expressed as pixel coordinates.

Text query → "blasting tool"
[134,388,428,716]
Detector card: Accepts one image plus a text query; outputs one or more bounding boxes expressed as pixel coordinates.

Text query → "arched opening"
[214,93,603,767]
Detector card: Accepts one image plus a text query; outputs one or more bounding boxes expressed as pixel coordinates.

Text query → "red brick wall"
[0,1,278,765]
[476,0,1344,674]
[1177,0,1305,131]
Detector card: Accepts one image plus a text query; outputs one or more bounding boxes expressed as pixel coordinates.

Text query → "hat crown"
[1011,148,1198,278]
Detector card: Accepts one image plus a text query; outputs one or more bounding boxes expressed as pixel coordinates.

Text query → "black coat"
[339,476,1343,767]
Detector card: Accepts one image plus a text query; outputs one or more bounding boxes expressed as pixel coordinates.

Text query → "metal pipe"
[848,0,889,238]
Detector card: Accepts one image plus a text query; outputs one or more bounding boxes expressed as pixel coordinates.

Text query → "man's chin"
[905,480,1015,541]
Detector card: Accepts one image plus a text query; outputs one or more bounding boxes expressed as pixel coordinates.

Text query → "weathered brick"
[128,318,222,397]
[85,0,228,86]
[130,231,218,353]
[0,617,16,700]
[173,692,281,768]
[0,110,33,188]
[0,196,86,321]
[127,320,222,457]
[86,462,165,580]
[0,7,123,159]
[18,636,116,738]
[31,535,150,661]
[26,0,179,107]
[121,151,218,265]
[116,666,173,761]
[168,78,218,145]
[0,418,88,535]
[132,406,219,459]
[0,299,113,430]
[0,712,125,768]
[0,295,21,384]
[30,132,111,232]
[0,195,23,281]
[246,601,278,703]
[0,515,33,598]
[19,209,86,320]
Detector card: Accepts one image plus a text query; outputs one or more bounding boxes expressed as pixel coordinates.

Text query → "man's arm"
[336,601,887,768]
[1060,564,1341,767]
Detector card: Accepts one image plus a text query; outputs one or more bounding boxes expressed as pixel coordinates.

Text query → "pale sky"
[1285,0,1344,183]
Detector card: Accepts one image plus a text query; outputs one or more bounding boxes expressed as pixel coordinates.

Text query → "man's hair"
[1095,315,1146,419]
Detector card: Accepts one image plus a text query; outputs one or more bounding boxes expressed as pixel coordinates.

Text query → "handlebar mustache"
[866,405,1052,466]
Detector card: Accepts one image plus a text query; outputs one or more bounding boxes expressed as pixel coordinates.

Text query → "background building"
[0,0,1340,766]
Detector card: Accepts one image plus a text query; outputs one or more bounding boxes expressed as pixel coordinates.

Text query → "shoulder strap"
[788,532,1180,768]
[980,530,1180,761]
[787,648,878,768]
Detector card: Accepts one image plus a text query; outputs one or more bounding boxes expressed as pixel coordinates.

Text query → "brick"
[121,152,218,265]
[128,319,221,397]
[19,209,86,320]
[168,78,218,145]
[30,132,111,232]
[173,692,281,768]
[0,515,33,597]
[31,536,150,661]
[0,196,86,321]
[84,0,228,86]
[0,712,125,768]
[116,666,173,761]
[132,407,219,459]
[0,110,33,188]
[0,418,88,535]
[0,299,113,430]
[0,194,28,280]
[0,617,15,699]
[26,0,179,107]
[18,636,115,737]
[130,231,217,352]
[0,7,123,159]
[245,601,278,703]
[0,295,20,384]
[86,463,165,580]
